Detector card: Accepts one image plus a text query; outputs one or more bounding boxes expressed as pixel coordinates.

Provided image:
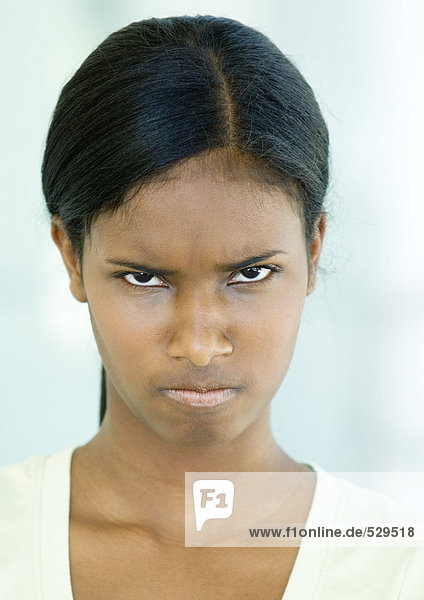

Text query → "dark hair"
[41,15,330,427]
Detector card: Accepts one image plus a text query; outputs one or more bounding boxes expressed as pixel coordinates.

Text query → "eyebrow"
[105,250,288,276]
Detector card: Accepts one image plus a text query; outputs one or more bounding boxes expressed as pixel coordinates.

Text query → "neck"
[71,386,306,543]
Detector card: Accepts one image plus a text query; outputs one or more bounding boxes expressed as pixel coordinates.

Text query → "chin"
[151,419,245,448]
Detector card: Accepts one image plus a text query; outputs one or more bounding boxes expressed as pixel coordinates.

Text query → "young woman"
[0,15,422,600]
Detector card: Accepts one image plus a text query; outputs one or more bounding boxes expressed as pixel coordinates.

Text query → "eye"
[229,265,280,285]
[114,264,282,290]
[122,272,166,287]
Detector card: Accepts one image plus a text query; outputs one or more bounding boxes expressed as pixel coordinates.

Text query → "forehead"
[89,157,303,262]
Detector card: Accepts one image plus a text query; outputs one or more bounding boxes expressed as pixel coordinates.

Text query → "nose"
[167,288,233,366]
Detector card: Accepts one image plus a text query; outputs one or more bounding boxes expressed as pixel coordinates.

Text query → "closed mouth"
[162,387,238,407]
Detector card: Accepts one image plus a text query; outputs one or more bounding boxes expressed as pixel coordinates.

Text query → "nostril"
[167,327,233,364]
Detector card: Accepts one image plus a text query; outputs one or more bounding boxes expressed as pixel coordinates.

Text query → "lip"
[162,388,238,408]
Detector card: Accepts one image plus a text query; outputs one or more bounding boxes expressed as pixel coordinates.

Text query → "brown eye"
[123,272,165,287]
[230,266,273,284]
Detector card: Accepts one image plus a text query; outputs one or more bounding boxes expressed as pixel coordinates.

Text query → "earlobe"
[306,269,316,296]
[50,215,87,303]
[306,212,327,296]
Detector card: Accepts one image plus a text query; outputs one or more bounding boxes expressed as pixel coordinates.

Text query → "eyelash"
[112,265,283,292]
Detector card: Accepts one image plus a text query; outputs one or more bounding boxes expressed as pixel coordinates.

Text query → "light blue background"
[1,1,423,483]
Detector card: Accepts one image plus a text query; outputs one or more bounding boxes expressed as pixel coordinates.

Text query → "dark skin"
[51,153,326,599]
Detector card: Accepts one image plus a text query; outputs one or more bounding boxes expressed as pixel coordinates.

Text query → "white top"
[0,446,423,599]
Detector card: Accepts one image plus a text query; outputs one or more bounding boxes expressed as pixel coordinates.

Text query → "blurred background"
[1,1,423,489]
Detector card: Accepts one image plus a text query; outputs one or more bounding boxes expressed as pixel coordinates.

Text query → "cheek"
[253,300,304,369]
[248,279,307,377]
[86,291,160,375]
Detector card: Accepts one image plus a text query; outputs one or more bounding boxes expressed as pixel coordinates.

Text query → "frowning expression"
[67,156,321,447]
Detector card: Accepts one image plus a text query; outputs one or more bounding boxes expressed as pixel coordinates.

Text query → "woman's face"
[55,156,324,447]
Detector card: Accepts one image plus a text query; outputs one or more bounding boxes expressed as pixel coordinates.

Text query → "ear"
[50,215,87,303]
[306,212,326,296]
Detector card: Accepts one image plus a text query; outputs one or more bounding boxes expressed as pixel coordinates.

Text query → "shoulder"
[310,465,422,522]
[399,547,424,599]
[0,453,49,595]
[312,468,424,598]
[0,452,48,519]
[0,446,77,517]
[0,447,76,596]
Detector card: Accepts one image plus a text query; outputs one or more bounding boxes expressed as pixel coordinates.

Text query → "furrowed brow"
[105,259,176,276]
[216,250,288,272]
[105,250,288,275]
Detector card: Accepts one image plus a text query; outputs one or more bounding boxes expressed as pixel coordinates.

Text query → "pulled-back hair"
[41,15,330,427]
